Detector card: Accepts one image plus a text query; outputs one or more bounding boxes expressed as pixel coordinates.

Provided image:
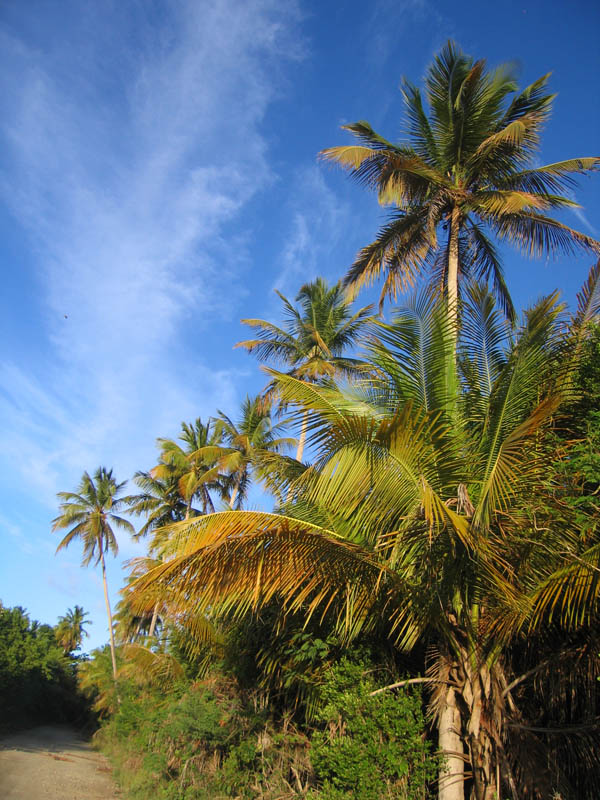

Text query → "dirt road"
[0,724,119,799]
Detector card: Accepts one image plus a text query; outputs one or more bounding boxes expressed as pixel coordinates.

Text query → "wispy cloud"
[0,0,302,505]
[365,0,448,73]
[273,165,351,298]
[570,207,598,237]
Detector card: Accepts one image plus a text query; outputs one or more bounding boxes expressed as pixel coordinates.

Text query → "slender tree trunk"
[445,205,461,420]
[99,545,118,682]
[447,205,460,336]
[438,635,502,800]
[148,603,160,638]
[229,476,241,509]
[296,411,309,462]
[438,684,465,800]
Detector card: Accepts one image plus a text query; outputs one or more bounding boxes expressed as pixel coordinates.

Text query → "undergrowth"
[95,658,438,799]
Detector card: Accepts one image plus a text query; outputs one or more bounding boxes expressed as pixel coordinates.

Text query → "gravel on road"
[0,724,120,800]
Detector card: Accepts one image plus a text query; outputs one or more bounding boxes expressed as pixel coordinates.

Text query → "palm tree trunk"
[228,476,241,509]
[99,544,118,682]
[463,659,501,800]
[447,206,460,337]
[296,411,309,462]
[437,637,503,800]
[148,603,160,638]
[438,684,465,800]
[445,206,461,418]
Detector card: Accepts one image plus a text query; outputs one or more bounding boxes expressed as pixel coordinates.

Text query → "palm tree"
[55,605,91,653]
[126,470,188,538]
[213,395,295,509]
[53,467,134,681]
[124,470,189,639]
[321,41,599,329]
[152,418,225,519]
[129,268,600,800]
[126,422,225,640]
[237,277,373,460]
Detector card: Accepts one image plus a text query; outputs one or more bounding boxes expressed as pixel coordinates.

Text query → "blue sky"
[1,0,598,652]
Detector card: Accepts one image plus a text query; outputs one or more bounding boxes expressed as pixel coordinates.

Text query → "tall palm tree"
[53,467,134,681]
[55,605,91,653]
[129,268,600,800]
[237,277,373,460]
[321,41,599,328]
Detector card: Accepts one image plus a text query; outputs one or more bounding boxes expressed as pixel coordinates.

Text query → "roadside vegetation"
[0,603,91,734]
[47,42,600,800]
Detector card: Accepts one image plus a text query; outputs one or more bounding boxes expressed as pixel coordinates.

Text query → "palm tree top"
[216,394,293,452]
[52,466,134,566]
[321,41,600,317]
[56,605,91,653]
[236,276,374,380]
[149,417,226,517]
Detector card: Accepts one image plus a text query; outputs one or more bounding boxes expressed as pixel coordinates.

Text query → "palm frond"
[343,208,431,309]
[530,542,600,629]
[490,211,600,258]
[129,511,390,638]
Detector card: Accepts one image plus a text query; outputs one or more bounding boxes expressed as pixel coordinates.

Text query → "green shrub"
[308,658,438,800]
[97,676,312,799]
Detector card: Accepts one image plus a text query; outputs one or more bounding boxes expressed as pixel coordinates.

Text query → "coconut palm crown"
[321,41,600,321]
[55,605,91,653]
[213,395,296,509]
[237,277,374,459]
[237,277,373,381]
[150,418,225,520]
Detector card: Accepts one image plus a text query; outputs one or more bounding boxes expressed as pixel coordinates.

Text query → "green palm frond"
[497,158,600,195]
[120,644,185,686]
[367,290,457,417]
[344,208,431,309]
[490,211,600,258]
[461,221,515,321]
[573,258,600,331]
[460,283,510,403]
[530,542,600,629]
[473,294,566,526]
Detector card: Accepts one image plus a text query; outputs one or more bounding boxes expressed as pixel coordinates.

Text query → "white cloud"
[0,1,303,649]
[0,0,302,505]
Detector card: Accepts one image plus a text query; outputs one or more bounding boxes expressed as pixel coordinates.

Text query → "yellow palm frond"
[129,510,393,639]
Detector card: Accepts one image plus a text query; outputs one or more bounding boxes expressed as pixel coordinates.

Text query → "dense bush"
[97,676,312,799]
[92,642,439,800]
[308,658,438,800]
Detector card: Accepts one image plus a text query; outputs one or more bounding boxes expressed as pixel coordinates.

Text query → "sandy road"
[0,724,119,800]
